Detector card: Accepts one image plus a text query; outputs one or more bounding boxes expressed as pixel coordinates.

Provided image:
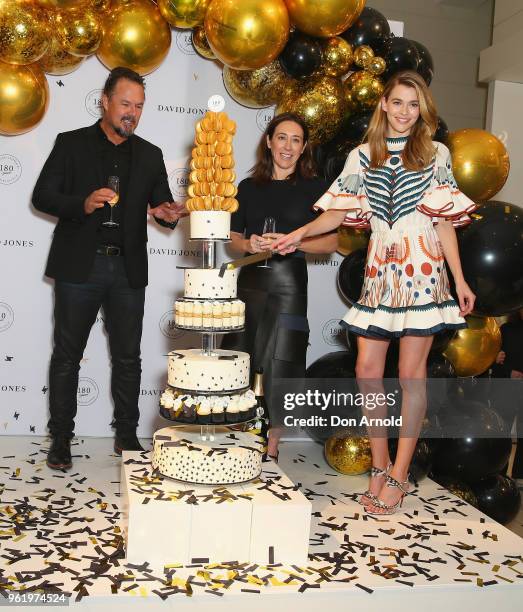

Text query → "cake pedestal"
[120,451,312,566]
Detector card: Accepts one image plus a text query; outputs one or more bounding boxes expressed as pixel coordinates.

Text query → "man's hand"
[148,201,187,222]
[84,188,115,215]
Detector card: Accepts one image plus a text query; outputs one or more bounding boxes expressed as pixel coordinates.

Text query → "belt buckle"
[107,245,120,256]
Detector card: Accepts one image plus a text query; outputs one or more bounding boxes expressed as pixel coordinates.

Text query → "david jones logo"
[0,302,15,333]
[169,167,190,199]
[77,377,99,406]
[0,154,22,185]
[322,319,345,346]
[176,30,196,55]
[159,310,185,340]
[85,89,103,118]
[1,240,34,247]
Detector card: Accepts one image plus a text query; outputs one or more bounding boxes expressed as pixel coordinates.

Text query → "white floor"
[0,436,522,611]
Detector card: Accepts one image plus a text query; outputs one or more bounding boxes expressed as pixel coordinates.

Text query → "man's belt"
[96,244,124,256]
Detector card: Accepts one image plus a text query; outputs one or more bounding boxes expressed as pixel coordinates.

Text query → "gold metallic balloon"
[55,9,102,57]
[97,0,172,75]
[344,70,384,114]
[443,316,501,377]
[91,0,112,11]
[34,0,92,8]
[38,36,85,75]
[367,56,386,76]
[158,0,211,29]
[223,61,290,108]
[192,25,215,59]
[337,227,369,256]
[284,0,365,38]
[325,433,372,475]
[321,37,353,78]
[204,0,290,70]
[0,61,49,135]
[0,0,50,65]
[448,129,510,202]
[276,75,347,144]
[353,44,374,69]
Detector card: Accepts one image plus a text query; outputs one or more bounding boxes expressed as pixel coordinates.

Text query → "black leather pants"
[48,255,145,438]
[222,256,309,427]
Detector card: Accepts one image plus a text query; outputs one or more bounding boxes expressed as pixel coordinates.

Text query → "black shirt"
[95,121,132,248]
[231,176,329,258]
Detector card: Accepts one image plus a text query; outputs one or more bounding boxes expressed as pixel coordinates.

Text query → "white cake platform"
[121,451,312,566]
[0,436,521,611]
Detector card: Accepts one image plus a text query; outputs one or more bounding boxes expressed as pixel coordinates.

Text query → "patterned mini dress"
[314,137,477,338]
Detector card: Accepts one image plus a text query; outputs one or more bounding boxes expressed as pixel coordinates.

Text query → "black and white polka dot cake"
[184,268,238,299]
[152,426,264,484]
[168,349,250,393]
[190,210,231,240]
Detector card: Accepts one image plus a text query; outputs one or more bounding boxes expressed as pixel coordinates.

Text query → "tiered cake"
[152,107,263,485]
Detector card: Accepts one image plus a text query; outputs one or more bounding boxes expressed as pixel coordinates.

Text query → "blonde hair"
[365,71,438,171]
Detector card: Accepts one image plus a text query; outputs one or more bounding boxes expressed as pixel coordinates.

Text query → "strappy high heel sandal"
[358,462,392,507]
[365,473,413,515]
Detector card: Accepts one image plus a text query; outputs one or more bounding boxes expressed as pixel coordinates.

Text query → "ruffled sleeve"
[312,146,371,229]
[417,142,478,228]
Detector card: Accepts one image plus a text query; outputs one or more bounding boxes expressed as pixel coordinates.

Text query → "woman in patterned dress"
[273,71,477,514]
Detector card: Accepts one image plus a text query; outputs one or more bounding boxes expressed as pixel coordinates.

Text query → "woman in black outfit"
[222,113,338,460]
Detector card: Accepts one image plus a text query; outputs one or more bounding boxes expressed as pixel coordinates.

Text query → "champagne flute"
[102,175,119,228]
[258,216,275,268]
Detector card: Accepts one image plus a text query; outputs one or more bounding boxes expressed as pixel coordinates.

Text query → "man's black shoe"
[47,437,72,470]
[114,432,145,455]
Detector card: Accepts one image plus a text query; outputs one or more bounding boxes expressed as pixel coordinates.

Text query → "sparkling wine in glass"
[258,216,276,268]
[103,175,119,228]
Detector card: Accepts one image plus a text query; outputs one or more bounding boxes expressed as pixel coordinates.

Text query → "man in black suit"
[33,67,184,470]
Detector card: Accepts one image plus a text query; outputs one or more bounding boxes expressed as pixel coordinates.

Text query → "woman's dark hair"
[250,112,317,183]
[103,67,145,97]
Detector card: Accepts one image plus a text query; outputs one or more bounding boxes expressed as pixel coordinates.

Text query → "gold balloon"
[91,0,112,11]
[325,433,372,475]
[344,70,384,114]
[158,0,211,28]
[204,0,290,70]
[192,25,215,59]
[0,0,49,65]
[284,0,365,38]
[443,316,501,377]
[97,0,172,75]
[445,482,478,507]
[448,129,510,202]
[337,227,369,256]
[55,10,102,57]
[353,44,374,69]
[223,61,290,109]
[34,0,92,8]
[277,75,347,144]
[38,36,85,75]
[0,62,49,135]
[367,56,386,76]
[321,37,353,78]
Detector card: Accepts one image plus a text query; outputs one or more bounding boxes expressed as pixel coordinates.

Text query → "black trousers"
[222,256,309,428]
[48,254,145,438]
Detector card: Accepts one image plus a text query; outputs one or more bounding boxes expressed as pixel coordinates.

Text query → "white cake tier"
[184,268,238,299]
[175,298,245,330]
[190,210,231,240]
[152,426,264,484]
[168,348,250,393]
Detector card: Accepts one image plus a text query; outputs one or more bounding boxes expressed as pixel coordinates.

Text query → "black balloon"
[341,7,391,56]
[389,437,435,481]
[472,474,521,524]
[432,400,512,482]
[433,116,449,145]
[458,201,523,316]
[279,32,323,79]
[410,39,434,85]
[382,36,420,82]
[338,248,366,305]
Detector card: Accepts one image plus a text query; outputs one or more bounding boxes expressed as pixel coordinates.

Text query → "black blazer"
[32,122,174,289]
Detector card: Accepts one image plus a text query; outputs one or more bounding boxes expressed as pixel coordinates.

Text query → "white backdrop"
[0,32,361,438]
